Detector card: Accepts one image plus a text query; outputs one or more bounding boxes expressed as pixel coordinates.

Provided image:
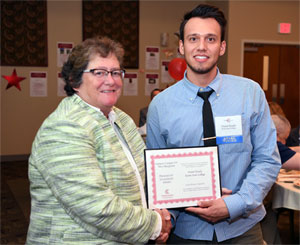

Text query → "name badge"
[215,115,243,144]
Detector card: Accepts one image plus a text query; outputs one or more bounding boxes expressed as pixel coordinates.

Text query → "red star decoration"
[2,69,26,91]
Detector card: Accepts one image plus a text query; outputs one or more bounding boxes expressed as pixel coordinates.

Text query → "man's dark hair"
[179,4,227,42]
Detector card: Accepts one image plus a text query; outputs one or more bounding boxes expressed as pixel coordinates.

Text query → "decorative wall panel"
[82,0,139,69]
[1,0,48,67]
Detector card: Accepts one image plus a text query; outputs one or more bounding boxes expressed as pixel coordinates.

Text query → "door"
[243,43,299,128]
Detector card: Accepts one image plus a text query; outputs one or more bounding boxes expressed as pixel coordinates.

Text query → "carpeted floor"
[1,160,299,244]
[1,161,29,245]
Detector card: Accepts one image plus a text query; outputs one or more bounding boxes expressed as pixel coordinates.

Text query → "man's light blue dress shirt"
[146,71,281,242]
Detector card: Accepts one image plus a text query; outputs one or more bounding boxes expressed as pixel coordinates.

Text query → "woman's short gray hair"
[61,36,124,96]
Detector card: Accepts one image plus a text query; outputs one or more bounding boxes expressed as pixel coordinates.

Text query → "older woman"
[26,36,171,244]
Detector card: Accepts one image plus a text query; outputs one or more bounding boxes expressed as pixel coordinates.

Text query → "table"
[273,169,300,210]
[272,181,300,210]
[272,170,300,242]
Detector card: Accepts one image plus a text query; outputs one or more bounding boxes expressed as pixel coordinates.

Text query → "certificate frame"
[144,146,221,209]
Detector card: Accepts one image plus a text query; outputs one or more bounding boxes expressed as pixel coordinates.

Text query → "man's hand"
[185,198,229,223]
[221,187,232,198]
[155,208,172,244]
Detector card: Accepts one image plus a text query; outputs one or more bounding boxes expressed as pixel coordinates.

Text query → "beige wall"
[227,0,299,75]
[116,1,199,122]
[1,0,299,157]
[1,1,83,156]
[0,1,198,156]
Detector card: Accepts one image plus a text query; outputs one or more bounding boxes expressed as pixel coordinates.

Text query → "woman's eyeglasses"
[83,69,125,80]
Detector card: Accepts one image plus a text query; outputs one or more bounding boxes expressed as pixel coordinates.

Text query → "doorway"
[243,42,299,128]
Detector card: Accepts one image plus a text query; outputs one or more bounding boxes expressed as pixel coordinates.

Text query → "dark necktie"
[197,90,216,146]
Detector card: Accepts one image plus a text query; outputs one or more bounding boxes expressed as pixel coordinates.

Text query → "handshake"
[155,208,172,244]
[152,187,232,243]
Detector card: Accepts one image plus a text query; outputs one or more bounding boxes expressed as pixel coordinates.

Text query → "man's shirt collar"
[182,69,223,102]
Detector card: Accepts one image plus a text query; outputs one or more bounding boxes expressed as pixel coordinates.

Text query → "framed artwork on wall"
[1,0,48,67]
[82,0,139,69]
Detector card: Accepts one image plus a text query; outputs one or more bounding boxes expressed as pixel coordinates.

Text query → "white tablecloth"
[272,171,300,210]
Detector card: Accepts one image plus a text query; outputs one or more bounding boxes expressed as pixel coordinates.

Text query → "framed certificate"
[144,146,221,209]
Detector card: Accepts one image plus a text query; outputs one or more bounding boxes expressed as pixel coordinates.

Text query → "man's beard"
[186,60,218,75]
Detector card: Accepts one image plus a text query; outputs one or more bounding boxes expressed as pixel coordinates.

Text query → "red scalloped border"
[150,151,216,205]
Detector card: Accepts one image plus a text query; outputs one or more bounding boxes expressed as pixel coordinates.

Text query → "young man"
[146,4,281,244]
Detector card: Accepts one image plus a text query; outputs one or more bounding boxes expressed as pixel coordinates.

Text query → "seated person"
[139,88,161,127]
[261,114,299,244]
[268,101,286,117]
[286,125,300,147]
[272,114,300,170]
[268,101,300,150]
